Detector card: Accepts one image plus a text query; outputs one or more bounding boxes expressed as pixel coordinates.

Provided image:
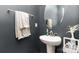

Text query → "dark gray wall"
[39,5,79,53]
[38,6,46,52]
[0,5,40,53]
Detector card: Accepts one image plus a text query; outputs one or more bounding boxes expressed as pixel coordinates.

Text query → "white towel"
[15,11,31,40]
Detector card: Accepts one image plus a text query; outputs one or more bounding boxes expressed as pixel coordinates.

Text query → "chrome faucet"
[46,29,57,36]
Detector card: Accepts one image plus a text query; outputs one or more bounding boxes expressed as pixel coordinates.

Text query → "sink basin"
[39,35,61,53]
[40,35,61,46]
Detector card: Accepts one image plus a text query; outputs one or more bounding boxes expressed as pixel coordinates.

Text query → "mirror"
[44,5,57,29]
[44,5,65,29]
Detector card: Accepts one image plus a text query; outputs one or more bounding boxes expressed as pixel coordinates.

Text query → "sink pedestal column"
[47,45,55,53]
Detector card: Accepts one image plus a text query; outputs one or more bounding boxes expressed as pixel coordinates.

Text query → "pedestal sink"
[39,35,61,53]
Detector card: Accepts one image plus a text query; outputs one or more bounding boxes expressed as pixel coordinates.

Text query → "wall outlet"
[35,23,38,27]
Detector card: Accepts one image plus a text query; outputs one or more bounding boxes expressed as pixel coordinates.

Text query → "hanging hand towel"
[15,11,31,40]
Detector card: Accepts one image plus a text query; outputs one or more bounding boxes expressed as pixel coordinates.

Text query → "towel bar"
[7,9,34,16]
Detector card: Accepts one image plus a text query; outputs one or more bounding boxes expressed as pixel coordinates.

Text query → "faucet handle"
[54,33,58,36]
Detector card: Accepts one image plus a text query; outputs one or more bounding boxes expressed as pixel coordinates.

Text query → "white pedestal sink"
[39,35,61,53]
